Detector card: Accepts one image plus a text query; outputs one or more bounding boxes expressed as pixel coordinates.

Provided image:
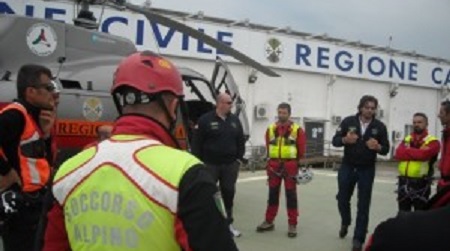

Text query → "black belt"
[398,176,430,184]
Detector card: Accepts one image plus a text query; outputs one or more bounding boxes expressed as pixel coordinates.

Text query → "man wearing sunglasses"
[0,64,56,251]
[192,92,246,237]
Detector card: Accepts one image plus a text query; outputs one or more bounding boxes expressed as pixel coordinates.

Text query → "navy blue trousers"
[336,163,375,243]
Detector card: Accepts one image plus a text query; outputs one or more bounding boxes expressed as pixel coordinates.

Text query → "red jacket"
[394,131,440,162]
[439,127,450,186]
[265,121,306,164]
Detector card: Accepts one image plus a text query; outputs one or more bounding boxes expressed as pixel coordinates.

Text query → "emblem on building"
[26,23,58,57]
[265,38,283,63]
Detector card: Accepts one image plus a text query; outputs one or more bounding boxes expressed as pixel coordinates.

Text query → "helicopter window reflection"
[60,79,82,90]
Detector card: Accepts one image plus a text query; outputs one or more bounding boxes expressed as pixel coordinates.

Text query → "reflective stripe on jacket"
[0,102,50,192]
[53,135,200,251]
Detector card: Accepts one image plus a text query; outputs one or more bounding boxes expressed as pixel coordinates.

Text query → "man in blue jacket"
[332,95,390,251]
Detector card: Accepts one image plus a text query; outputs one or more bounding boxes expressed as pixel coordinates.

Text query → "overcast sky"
[129,0,450,60]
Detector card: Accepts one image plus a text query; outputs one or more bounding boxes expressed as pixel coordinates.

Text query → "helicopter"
[0,0,279,164]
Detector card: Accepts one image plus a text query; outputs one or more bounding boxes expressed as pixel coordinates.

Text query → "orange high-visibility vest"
[0,103,51,192]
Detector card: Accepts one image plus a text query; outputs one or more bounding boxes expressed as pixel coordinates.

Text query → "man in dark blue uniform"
[332,95,390,251]
[192,92,246,237]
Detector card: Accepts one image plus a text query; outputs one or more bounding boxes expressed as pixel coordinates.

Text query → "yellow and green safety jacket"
[52,135,200,251]
[398,134,438,178]
[267,123,301,159]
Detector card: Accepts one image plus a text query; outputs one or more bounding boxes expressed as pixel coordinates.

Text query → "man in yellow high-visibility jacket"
[256,103,306,238]
[40,51,238,251]
[395,113,440,212]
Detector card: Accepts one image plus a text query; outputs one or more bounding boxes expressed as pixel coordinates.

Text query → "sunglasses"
[32,83,56,92]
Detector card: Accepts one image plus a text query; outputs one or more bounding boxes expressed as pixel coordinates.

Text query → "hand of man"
[39,108,56,138]
[366,138,380,151]
[343,131,358,144]
[0,169,21,191]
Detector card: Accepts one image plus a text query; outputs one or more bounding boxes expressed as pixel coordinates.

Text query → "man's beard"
[279,117,288,123]
[414,128,424,134]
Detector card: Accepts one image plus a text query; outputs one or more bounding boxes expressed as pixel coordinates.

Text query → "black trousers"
[2,199,44,251]
[206,161,240,224]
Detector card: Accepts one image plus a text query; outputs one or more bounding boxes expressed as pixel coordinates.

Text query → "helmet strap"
[155,94,177,133]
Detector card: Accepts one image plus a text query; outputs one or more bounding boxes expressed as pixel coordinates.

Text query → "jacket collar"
[411,129,429,138]
[276,120,293,127]
[14,99,41,118]
[355,113,375,123]
[111,114,180,149]
[15,99,41,122]
[442,127,450,140]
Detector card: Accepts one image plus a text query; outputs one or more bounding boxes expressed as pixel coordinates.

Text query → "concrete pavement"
[0,165,410,251]
[233,167,401,251]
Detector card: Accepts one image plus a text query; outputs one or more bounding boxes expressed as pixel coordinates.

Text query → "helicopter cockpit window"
[60,79,82,90]
[211,58,250,138]
[183,78,215,103]
[183,78,215,126]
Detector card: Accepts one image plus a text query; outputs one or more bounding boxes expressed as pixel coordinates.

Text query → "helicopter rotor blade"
[121,2,280,77]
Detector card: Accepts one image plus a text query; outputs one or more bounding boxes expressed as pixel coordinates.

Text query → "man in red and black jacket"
[256,103,306,238]
[438,100,450,190]
[395,113,440,212]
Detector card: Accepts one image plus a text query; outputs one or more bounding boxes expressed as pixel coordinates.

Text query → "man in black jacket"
[332,95,390,251]
[192,92,246,237]
[0,64,56,251]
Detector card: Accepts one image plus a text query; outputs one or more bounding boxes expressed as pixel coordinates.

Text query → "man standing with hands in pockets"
[332,95,390,251]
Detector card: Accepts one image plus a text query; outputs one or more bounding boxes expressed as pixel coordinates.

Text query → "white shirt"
[360,118,372,135]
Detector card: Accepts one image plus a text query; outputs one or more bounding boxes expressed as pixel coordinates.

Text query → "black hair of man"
[16,64,52,100]
[413,112,429,124]
[277,102,291,115]
[441,100,450,114]
[357,95,378,111]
